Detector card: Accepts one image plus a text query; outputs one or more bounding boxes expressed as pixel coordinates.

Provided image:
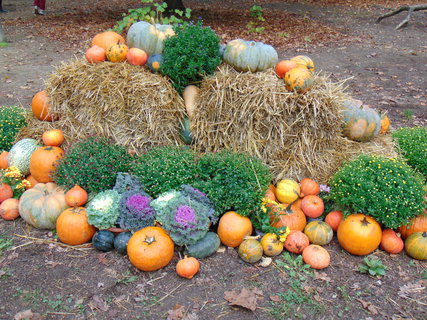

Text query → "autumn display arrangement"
[0,14,426,283]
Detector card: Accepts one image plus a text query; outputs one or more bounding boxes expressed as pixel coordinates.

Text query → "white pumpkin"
[8,138,41,175]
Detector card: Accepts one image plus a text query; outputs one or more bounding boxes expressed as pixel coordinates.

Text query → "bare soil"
[0,1,426,319]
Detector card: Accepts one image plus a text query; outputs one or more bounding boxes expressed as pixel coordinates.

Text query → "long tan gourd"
[183,85,199,119]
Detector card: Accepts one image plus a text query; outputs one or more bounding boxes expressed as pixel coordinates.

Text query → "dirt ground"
[0,1,426,319]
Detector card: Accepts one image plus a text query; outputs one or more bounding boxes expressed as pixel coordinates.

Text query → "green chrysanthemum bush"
[0,106,27,151]
[392,126,427,179]
[328,154,426,229]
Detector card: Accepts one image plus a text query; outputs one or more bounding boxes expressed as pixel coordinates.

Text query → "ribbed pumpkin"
[337,214,382,256]
[176,257,200,279]
[260,233,284,256]
[0,151,8,169]
[0,198,20,220]
[31,90,57,122]
[91,31,125,50]
[126,47,148,66]
[127,21,175,56]
[284,67,314,93]
[276,179,300,204]
[106,41,129,63]
[380,229,404,254]
[304,221,333,245]
[284,230,309,254]
[325,210,343,232]
[217,211,253,247]
[223,39,278,72]
[29,146,64,183]
[404,232,427,260]
[42,129,65,147]
[299,178,320,197]
[18,183,68,229]
[85,45,106,63]
[342,99,381,142]
[290,55,315,72]
[238,238,263,263]
[269,202,307,231]
[302,245,330,269]
[8,139,41,176]
[56,207,96,245]
[127,226,174,271]
[398,214,427,239]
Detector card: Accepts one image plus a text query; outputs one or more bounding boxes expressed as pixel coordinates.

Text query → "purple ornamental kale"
[174,205,196,228]
[118,190,155,231]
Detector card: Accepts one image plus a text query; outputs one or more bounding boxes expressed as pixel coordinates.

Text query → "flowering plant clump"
[0,106,27,152]
[151,188,214,246]
[392,126,427,179]
[53,137,132,194]
[86,190,121,229]
[118,190,155,232]
[0,166,31,199]
[328,154,426,229]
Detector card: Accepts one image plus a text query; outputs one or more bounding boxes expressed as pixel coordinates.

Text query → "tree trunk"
[165,0,185,11]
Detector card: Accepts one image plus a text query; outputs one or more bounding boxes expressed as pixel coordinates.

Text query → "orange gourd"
[0,183,13,204]
[302,245,330,269]
[299,178,320,197]
[176,257,200,279]
[217,211,253,247]
[29,146,64,183]
[0,198,20,220]
[106,41,128,63]
[269,202,307,231]
[260,233,283,256]
[284,230,309,254]
[284,67,314,93]
[275,60,298,78]
[300,195,324,218]
[56,207,96,245]
[85,45,106,63]
[380,229,404,254]
[42,129,65,147]
[126,48,148,66]
[379,114,390,134]
[325,210,343,232]
[91,31,125,50]
[127,226,174,271]
[398,214,427,239]
[238,238,263,263]
[65,185,88,207]
[290,55,314,72]
[31,90,57,122]
[0,151,9,169]
[337,214,382,256]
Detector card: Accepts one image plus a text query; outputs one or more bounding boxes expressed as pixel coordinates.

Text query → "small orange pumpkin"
[275,60,298,78]
[85,45,106,63]
[302,245,330,269]
[284,67,314,93]
[0,198,20,220]
[65,185,88,207]
[398,214,427,239]
[42,129,65,147]
[260,233,283,256]
[91,31,125,50]
[25,175,39,190]
[0,183,13,204]
[176,256,200,279]
[106,41,129,63]
[300,195,324,218]
[126,48,148,66]
[325,210,343,232]
[290,55,314,72]
[284,230,309,254]
[379,114,390,134]
[0,151,9,169]
[217,211,253,247]
[380,229,404,254]
[31,90,57,122]
[29,146,64,183]
[299,178,320,197]
[238,238,263,263]
[56,207,96,245]
[405,232,427,260]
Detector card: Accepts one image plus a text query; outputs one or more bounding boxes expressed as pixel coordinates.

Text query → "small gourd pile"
[275,55,315,93]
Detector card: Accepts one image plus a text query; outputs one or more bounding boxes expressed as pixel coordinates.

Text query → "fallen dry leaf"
[167,304,186,320]
[89,295,109,312]
[183,312,199,320]
[270,294,280,302]
[224,287,263,312]
[14,309,33,320]
[97,253,109,265]
[357,299,379,315]
[314,271,331,282]
[398,283,425,299]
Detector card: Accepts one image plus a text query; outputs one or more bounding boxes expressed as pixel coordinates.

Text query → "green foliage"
[53,137,132,194]
[0,106,27,152]
[161,22,222,93]
[358,256,386,277]
[0,166,30,199]
[403,109,414,120]
[113,0,192,33]
[194,150,272,218]
[247,5,265,33]
[0,237,13,256]
[86,190,121,229]
[328,154,426,229]
[392,126,427,178]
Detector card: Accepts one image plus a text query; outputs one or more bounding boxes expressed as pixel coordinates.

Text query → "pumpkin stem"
[361,216,371,226]
[244,235,260,240]
[285,197,299,213]
[144,236,156,245]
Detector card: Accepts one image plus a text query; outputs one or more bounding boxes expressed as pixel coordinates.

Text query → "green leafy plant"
[0,106,27,152]
[392,126,427,178]
[117,270,139,285]
[86,190,121,229]
[53,136,132,194]
[403,109,414,120]
[131,145,199,197]
[358,256,386,277]
[328,154,426,229]
[194,150,272,218]
[113,0,192,33]
[0,237,13,256]
[247,5,266,33]
[161,22,222,93]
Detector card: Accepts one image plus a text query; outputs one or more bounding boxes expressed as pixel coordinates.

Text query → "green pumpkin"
[342,99,381,142]
[223,39,278,72]
[8,138,41,175]
[405,232,427,260]
[186,232,220,259]
[238,238,263,263]
[304,221,333,246]
[127,21,175,56]
[114,231,132,255]
[179,116,193,145]
[92,230,115,252]
[147,54,164,73]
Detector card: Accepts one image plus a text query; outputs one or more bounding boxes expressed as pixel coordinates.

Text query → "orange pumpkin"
[56,207,96,245]
[404,232,427,260]
[302,245,330,269]
[398,214,427,239]
[337,214,382,256]
[238,238,263,263]
[299,178,320,197]
[284,67,314,93]
[25,175,39,190]
[290,55,314,72]
[379,115,390,134]
[275,60,297,78]
[42,129,65,147]
[0,151,9,169]
[106,41,128,63]
[0,198,20,220]
[91,31,125,50]
[0,183,13,204]
[380,229,404,254]
[127,226,174,272]
[176,257,200,279]
[65,185,88,207]
[325,210,343,232]
[269,202,307,231]
[217,211,253,247]
[29,146,64,183]
[260,233,283,256]
[300,195,324,218]
[126,48,148,66]
[284,230,309,254]
[31,90,57,122]
[85,45,106,63]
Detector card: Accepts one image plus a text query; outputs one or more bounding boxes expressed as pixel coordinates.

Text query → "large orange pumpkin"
[398,214,427,239]
[0,151,9,169]
[127,226,174,272]
[217,211,253,247]
[65,185,88,207]
[126,48,148,66]
[0,183,13,204]
[0,198,20,220]
[85,45,106,63]
[337,214,382,256]
[91,31,125,51]
[42,129,65,147]
[31,90,57,122]
[29,146,64,183]
[56,207,96,245]
[269,202,306,231]
[302,245,330,269]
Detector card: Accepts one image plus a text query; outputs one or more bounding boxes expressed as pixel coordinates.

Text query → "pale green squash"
[304,221,333,245]
[8,138,41,175]
[342,99,381,142]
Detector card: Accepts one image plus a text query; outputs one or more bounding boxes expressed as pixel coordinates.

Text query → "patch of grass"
[358,256,386,277]
[0,237,13,255]
[421,270,427,280]
[403,109,414,120]
[0,42,9,47]
[117,270,139,285]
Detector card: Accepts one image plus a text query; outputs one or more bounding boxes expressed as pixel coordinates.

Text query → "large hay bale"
[192,65,397,183]
[19,59,185,151]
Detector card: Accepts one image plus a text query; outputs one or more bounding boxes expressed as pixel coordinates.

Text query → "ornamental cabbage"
[87,190,121,229]
[118,190,155,232]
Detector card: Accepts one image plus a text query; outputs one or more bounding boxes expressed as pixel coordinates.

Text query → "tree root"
[376,4,427,30]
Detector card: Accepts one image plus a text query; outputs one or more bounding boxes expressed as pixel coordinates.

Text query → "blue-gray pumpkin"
[127,21,175,56]
[342,99,381,142]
